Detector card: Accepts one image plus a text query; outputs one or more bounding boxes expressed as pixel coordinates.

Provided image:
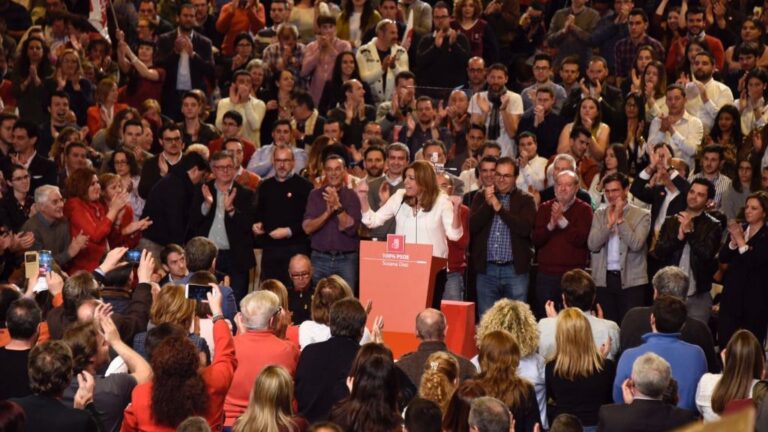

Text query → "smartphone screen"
[186,284,212,301]
[39,250,53,274]
[126,249,142,264]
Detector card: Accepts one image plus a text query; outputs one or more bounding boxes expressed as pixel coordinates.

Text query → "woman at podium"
[356,160,463,259]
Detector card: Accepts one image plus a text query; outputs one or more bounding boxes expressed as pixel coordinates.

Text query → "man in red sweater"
[532,170,593,318]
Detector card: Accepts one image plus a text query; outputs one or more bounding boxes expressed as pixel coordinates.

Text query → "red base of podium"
[441,300,478,359]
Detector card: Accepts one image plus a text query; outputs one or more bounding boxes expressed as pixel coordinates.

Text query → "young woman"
[99,173,151,248]
[621,94,649,176]
[557,97,610,161]
[63,168,128,273]
[318,51,372,116]
[116,35,165,110]
[677,39,710,81]
[233,365,307,432]
[725,18,768,72]
[44,49,93,126]
[418,351,460,414]
[451,0,498,63]
[588,144,630,207]
[336,0,380,49]
[179,91,219,147]
[105,149,144,220]
[718,191,768,346]
[546,309,614,431]
[708,104,742,177]
[736,67,768,135]
[261,69,297,146]
[722,159,758,220]
[622,46,657,96]
[358,160,463,260]
[640,60,668,121]
[696,330,765,421]
[11,36,53,124]
[87,78,128,139]
[1,165,33,232]
[475,330,540,432]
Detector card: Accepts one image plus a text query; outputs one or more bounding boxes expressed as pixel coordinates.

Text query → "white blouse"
[695,372,759,422]
[361,189,463,258]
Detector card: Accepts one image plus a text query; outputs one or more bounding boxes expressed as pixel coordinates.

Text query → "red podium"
[359,238,446,358]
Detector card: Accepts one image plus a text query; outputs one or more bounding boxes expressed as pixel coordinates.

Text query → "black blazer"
[27,154,58,193]
[156,29,215,96]
[188,180,256,272]
[597,399,699,432]
[11,394,100,432]
[630,172,690,226]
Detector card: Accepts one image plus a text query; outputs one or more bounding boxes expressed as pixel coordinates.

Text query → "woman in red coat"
[86,77,128,139]
[99,173,152,249]
[63,168,129,273]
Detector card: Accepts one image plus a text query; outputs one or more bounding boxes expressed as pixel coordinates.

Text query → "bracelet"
[212,314,225,323]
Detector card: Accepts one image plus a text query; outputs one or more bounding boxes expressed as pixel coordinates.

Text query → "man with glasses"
[247,119,308,179]
[189,150,256,301]
[254,145,313,285]
[287,254,314,323]
[138,123,184,199]
[456,57,487,100]
[521,54,567,113]
[469,157,536,317]
[414,2,470,99]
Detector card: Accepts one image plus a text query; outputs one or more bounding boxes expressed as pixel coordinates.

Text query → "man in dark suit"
[155,3,215,120]
[10,120,57,193]
[11,341,100,432]
[598,352,699,432]
[295,298,366,423]
[188,150,256,302]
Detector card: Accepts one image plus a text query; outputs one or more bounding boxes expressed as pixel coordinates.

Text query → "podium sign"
[359,239,447,357]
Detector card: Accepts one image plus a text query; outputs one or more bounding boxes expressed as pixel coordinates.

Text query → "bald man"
[287,254,314,324]
[396,308,477,387]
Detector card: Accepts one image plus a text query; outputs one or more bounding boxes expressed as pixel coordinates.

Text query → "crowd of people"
[0,0,768,430]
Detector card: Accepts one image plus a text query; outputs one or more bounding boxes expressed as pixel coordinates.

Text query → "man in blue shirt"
[612,295,707,411]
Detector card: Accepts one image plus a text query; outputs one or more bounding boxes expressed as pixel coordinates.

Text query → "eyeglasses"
[289,272,310,279]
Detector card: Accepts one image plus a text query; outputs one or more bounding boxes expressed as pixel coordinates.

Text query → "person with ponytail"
[418,351,460,414]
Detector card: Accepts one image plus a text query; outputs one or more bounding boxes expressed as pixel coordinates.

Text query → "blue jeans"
[443,271,465,301]
[476,263,529,318]
[311,250,359,292]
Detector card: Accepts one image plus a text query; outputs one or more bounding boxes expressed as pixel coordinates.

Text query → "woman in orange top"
[86,78,128,139]
[63,168,129,273]
[121,286,237,432]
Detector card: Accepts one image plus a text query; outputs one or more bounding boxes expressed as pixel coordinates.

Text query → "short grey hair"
[652,266,689,299]
[34,185,61,204]
[631,352,671,399]
[468,397,510,432]
[386,142,410,160]
[239,290,280,330]
[553,153,577,171]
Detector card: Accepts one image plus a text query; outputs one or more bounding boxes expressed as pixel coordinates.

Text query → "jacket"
[469,187,536,275]
[629,170,690,228]
[141,165,197,246]
[356,38,409,104]
[652,211,722,295]
[598,399,699,432]
[587,203,650,288]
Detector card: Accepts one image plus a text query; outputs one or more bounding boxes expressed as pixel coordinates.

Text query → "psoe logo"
[386,234,405,254]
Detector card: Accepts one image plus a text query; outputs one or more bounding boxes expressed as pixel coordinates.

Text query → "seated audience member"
[620,266,719,372]
[61,315,152,432]
[417,351,460,414]
[467,396,513,432]
[599,352,699,431]
[295,298,367,423]
[122,286,236,431]
[232,365,308,432]
[11,341,100,432]
[287,254,314,324]
[587,172,650,323]
[405,397,443,432]
[0,298,41,400]
[545,308,615,430]
[538,269,620,361]
[398,308,477,388]
[612,296,707,411]
[181,237,239,320]
[158,243,189,285]
[224,290,300,427]
[695,330,764,422]
[329,342,405,432]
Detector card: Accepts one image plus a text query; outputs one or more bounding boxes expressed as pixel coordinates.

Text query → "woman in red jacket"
[63,168,129,273]
[122,286,237,432]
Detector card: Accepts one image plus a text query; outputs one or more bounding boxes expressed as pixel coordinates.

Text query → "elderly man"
[468,397,512,432]
[288,254,314,324]
[21,185,88,267]
[599,353,699,431]
[396,308,477,387]
[224,290,300,427]
[532,170,593,317]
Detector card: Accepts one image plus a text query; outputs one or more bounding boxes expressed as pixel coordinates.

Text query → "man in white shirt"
[683,51,734,133]
[356,19,409,104]
[516,132,548,194]
[469,63,524,158]
[215,70,266,146]
[647,84,703,169]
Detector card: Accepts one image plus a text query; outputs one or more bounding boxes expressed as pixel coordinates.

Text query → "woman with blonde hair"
[696,329,765,421]
[132,284,211,364]
[475,330,540,432]
[545,308,614,431]
[86,77,129,139]
[473,299,546,429]
[233,365,307,432]
[419,351,460,414]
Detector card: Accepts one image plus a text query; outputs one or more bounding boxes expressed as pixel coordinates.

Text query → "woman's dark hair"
[624,92,646,122]
[681,39,711,78]
[710,104,743,146]
[441,379,487,432]
[733,158,754,193]
[106,149,140,176]
[234,32,254,49]
[601,144,630,178]
[341,0,374,32]
[330,343,402,432]
[330,51,362,90]
[65,167,98,201]
[150,336,209,427]
[102,262,136,289]
[15,36,51,79]
[0,401,26,432]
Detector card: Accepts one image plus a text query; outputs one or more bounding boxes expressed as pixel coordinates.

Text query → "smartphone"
[39,250,53,274]
[186,284,212,301]
[126,249,142,264]
[24,251,39,280]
